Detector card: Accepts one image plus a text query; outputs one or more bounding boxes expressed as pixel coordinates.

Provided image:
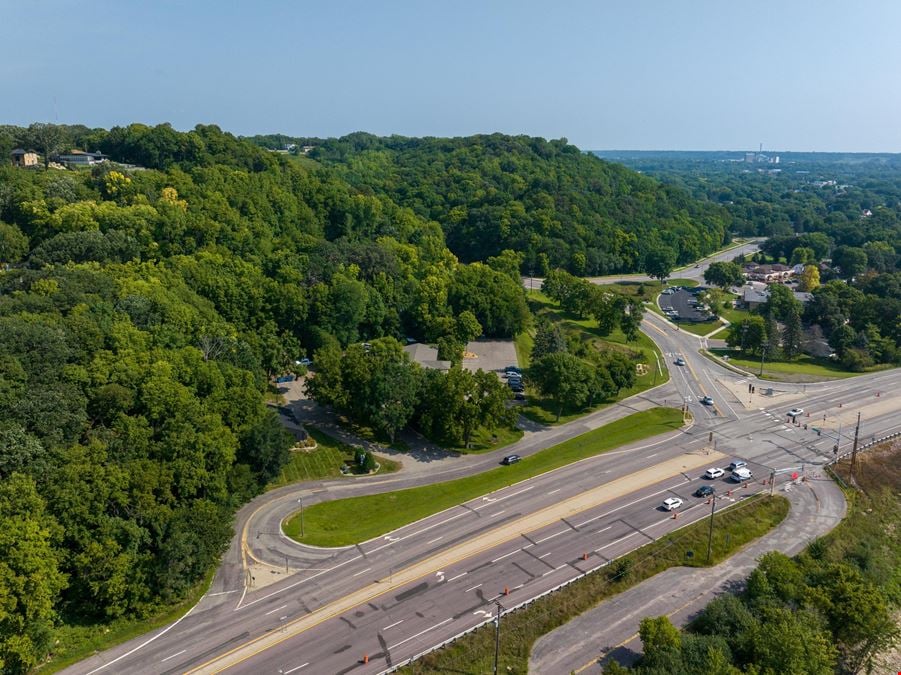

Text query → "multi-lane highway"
[66,248,900,674]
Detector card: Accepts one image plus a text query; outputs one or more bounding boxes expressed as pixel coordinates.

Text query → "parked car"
[501,454,521,465]
[731,467,753,482]
[513,392,526,401]
[704,467,725,479]
[700,396,714,406]
[295,357,312,367]
[662,497,683,511]
[510,384,525,393]
[729,460,747,471]
[788,408,804,418]
[694,485,715,498]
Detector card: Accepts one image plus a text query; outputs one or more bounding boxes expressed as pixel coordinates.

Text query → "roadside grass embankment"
[518,290,668,425]
[267,427,400,490]
[38,567,216,674]
[402,493,789,674]
[708,348,892,381]
[283,408,683,547]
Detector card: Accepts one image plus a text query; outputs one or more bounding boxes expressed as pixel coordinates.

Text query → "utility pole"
[759,342,768,376]
[493,601,503,675]
[705,495,716,563]
[850,412,862,476]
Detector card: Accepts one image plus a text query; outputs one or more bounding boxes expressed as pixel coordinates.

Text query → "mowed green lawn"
[283,408,683,547]
[675,319,726,336]
[518,290,669,424]
[708,348,891,380]
[268,427,400,490]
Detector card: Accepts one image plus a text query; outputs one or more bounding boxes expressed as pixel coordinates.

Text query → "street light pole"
[298,496,304,538]
[705,495,716,563]
[850,412,862,476]
[493,601,502,675]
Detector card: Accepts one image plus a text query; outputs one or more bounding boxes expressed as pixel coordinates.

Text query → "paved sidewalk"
[529,474,846,674]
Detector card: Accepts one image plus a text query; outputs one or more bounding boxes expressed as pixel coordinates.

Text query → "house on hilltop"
[53,149,108,167]
[11,148,39,167]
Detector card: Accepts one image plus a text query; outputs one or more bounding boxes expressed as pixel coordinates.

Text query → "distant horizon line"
[590,148,901,155]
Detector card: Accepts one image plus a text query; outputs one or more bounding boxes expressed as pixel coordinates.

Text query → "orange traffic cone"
[363,654,369,664]
[503,586,509,596]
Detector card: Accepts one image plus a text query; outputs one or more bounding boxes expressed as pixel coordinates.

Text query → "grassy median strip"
[403,493,790,674]
[283,408,684,547]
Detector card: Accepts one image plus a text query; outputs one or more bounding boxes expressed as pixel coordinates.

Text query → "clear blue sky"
[3,0,900,151]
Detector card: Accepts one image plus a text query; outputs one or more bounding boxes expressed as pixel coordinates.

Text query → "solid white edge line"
[85,597,202,674]
[160,649,187,663]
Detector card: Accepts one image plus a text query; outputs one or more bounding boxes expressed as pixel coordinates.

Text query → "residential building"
[53,149,108,167]
[402,343,451,371]
[742,263,794,283]
[10,148,39,167]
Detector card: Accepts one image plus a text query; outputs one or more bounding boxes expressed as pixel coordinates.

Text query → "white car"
[788,408,804,418]
[731,468,753,482]
[705,467,725,479]
[662,497,683,511]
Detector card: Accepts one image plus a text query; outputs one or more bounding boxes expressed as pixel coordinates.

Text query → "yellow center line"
[186,451,725,674]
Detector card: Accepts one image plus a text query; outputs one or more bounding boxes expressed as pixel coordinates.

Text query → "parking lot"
[462,339,518,374]
[659,287,714,322]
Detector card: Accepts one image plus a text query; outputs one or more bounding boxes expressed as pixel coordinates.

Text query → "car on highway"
[694,485,715,498]
[501,454,521,465]
[731,467,753,482]
[674,357,686,366]
[662,497,683,511]
[704,467,725,479]
[700,395,714,406]
[729,460,747,471]
[788,407,804,418]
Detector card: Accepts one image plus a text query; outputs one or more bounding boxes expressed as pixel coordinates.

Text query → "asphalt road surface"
[65,265,901,675]
[522,238,763,291]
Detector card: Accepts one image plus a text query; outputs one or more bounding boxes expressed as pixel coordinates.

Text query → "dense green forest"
[0,123,535,671]
[594,150,901,248]
[246,133,732,275]
[597,151,901,366]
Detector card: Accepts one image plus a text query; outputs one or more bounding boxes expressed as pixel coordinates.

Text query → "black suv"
[501,454,521,465]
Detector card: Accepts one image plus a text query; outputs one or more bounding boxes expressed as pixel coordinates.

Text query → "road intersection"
[65,244,900,674]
